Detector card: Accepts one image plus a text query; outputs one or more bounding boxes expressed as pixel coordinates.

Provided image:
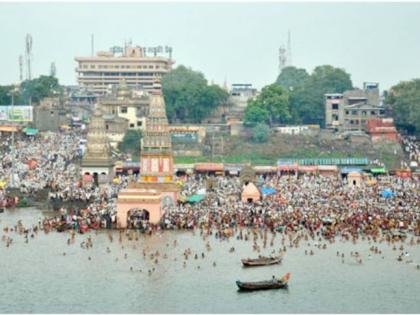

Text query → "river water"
[1,207,420,314]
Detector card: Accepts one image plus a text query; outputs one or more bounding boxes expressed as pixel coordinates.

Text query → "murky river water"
[1,207,420,314]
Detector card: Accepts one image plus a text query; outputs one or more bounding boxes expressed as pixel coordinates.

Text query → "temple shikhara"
[116,80,179,227]
[81,109,114,185]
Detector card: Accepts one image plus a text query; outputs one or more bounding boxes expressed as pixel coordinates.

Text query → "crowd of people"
[1,128,419,245]
[402,135,419,168]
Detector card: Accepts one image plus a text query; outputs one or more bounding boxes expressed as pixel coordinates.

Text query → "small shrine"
[81,109,114,185]
[117,80,180,227]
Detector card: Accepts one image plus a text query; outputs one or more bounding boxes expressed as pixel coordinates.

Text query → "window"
[106,124,109,130]
[130,123,135,128]
[362,111,367,116]
[350,120,354,124]
[371,111,376,115]
[345,110,349,115]
[351,110,357,115]
[332,104,339,110]
[137,121,142,127]
[121,106,127,113]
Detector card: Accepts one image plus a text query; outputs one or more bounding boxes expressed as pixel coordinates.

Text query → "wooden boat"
[236,273,291,291]
[241,256,282,267]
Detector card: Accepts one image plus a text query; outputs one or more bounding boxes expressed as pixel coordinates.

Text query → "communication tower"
[25,34,33,80]
[278,45,287,74]
[18,55,23,82]
[50,62,56,77]
[287,30,292,67]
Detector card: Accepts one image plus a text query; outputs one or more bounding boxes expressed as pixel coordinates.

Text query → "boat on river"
[241,256,282,267]
[236,273,291,291]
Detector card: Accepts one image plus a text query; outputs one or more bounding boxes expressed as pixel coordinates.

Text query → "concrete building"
[103,113,129,148]
[226,84,258,120]
[367,118,399,142]
[33,97,67,132]
[98,80,149,131]
[325,82,385,132]
[75,45,174,95]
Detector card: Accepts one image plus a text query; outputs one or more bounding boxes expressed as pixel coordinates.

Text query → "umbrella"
[187,194,205,203]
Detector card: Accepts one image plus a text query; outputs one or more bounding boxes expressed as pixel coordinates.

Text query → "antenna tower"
[50,62,56,77]
[91,34,94,56]
[287,30,292,66]
[18,55,23,82]
[25,34,33,80]
[278,45,287,75]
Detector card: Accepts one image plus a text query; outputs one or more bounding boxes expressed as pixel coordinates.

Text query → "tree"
[243,103,269,127]
[118,130,143,157]
[20,75,62,104]
[244,84,290,127]
[161,65,228,123]
[0,86,12,105]
[385,79,420,134]
[276,66,309,91]
[252,123,270,143]
[287,65,353,126]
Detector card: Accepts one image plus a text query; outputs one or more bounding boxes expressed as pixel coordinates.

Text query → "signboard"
[0,106,33,122]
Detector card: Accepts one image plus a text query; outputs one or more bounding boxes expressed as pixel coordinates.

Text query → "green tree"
[0,86,12,105]
[243,103,269,127]
[385,79,420,134]
[276,66,309,91]
[118,130,143,157]
[252,123,270,143]
[288,65,353,126]
[161,65,228,123]
[244,84,290,126]
[20,75,62,104]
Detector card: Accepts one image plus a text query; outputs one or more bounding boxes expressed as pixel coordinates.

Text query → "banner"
[0,106,33,122]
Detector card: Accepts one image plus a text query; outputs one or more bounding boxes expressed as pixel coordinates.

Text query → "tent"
[241,182,261,202]
[187,194,205,203]
[381,189,395,198]
[23,127,38,136]
[261,187,276,196]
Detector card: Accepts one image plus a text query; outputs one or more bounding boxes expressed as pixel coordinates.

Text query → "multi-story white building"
[75,45,174,95]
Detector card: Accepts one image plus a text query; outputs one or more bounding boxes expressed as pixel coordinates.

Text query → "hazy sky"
[1,2,420,91]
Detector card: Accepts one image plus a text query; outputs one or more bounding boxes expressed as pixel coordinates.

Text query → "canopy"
[341,167,362,174]
[381,189,395,198]
[187,194,205,203]
[261,187,276,196]
[298,165,318,173]
[0,125,19,132]
[195,163,224,172]
[23,127,38,136]
[371,168,386,174]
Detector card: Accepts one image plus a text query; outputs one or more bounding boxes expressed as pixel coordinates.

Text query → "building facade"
[325,82,385,132]
[75,45,174,95]
[98,80,149,131]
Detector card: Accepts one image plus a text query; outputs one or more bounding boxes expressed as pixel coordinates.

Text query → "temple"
[81,109,114,185]
[116,80,179,227]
